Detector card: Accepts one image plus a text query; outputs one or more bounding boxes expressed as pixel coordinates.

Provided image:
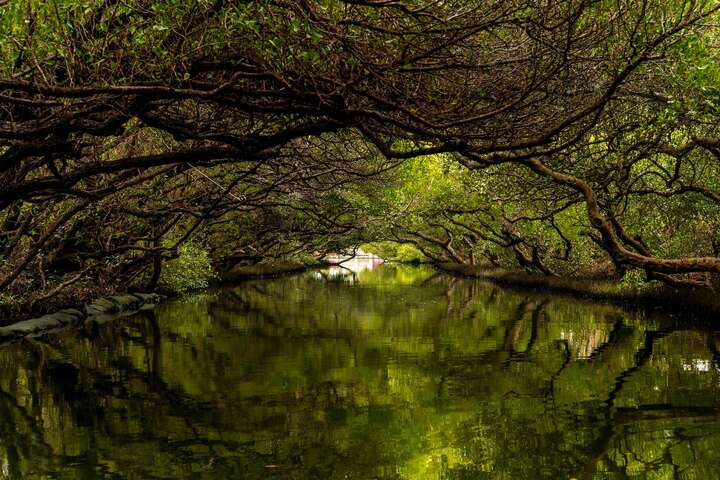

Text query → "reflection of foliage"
[0,267,716,477]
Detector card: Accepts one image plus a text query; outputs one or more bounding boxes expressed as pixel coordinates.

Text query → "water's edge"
[0,261,326,329]
[7,260,717,343]
[0,293,164,344]
[435,262,720,315]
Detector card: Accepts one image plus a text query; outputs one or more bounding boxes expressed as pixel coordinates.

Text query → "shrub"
[159,242,216,294]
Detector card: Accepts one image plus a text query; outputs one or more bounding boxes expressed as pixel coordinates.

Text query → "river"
[0,264,718,479]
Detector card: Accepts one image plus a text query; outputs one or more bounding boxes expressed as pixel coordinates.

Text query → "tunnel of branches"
[1,0,720,316]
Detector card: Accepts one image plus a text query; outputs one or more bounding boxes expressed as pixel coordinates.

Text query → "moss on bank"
[435,263,720,314]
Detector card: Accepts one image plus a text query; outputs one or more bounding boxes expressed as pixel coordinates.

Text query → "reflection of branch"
[502,300,548,363]
[614,405,720,425]
[332,264,358,282]
[581,328,673,477]
[524,300,547,356]
[0,377,56,453]
[543,339,571,402]
[419,272,442,287]
[503,300,532,354]
[605,330,670,408]
[335,264,353,273]
[706,333,720,370]
[587,315,627,362]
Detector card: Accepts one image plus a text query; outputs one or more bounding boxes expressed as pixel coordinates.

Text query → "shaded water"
[1,265,720,479]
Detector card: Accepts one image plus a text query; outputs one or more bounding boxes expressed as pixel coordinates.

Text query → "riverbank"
[6,260,718,339]
[218,261,327,282]
[0,292,164,344]
[434,263,720,314]
[0,261,327,329]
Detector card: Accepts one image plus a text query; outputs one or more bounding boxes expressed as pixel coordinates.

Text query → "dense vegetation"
[1,0,720,314]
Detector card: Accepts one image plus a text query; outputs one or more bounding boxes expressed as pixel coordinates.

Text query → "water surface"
[1,265,719,479]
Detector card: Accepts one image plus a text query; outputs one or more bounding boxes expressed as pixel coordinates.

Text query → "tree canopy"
[1,0,720,312]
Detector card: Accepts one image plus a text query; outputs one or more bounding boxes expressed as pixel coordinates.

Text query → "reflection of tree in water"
[0,313,252,479]
[440,317,720,479]
[226,271,720,478]
[0,267,716,478]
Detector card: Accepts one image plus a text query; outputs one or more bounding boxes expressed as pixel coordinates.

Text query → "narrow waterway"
[0,264,719,479]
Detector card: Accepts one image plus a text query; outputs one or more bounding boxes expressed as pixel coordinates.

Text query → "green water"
[1,265,720,479]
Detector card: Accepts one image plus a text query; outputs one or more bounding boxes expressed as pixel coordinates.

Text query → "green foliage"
[2,0,720,303]
[395,244,426,262]
[0,293,19,309]
[619,269,659,292]
[362,242,427,262]
[159,242,215,294]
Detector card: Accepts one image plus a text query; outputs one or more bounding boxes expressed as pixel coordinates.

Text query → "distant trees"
[0,0,720,310]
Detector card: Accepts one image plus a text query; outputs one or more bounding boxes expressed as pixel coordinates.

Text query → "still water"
[1,264,720,479]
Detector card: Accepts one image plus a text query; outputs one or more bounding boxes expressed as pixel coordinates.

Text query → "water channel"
[0,264,719,479]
